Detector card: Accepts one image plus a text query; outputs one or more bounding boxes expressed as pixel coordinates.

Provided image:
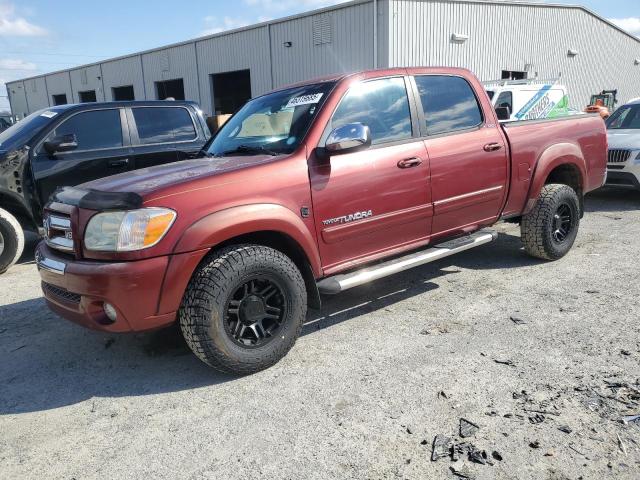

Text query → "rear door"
[412,74,508,238]
[31,108,131,205]
[309,75,432,273]
[128,106,201,169]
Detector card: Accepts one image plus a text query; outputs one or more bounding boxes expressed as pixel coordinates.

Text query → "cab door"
[31,108,132,205]
[411,74,508,239]
[309,76,432,274]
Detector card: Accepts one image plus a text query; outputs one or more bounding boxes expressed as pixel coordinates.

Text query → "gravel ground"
[1,188,640,480]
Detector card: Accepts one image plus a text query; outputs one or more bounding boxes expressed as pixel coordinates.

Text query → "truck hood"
[607,129,640,149]
[79,154,282,198]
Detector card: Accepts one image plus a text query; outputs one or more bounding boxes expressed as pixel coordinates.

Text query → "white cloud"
[200,16,253,35]
[609,17,640,37]
[243,0,350,12]
[0,2,47,36]
[0,58,37,70]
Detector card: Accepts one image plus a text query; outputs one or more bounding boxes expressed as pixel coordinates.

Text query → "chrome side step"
[317,230,497,294]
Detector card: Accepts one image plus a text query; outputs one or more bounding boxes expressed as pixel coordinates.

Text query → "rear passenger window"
[414,76,483,135]
[330,77,412,145]
[49,109,123,151]
[132,107,196,145]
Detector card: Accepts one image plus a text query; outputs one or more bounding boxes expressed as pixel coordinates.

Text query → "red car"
[36,67,607,374]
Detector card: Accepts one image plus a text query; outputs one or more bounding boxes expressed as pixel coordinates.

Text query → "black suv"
[0,101,210,273]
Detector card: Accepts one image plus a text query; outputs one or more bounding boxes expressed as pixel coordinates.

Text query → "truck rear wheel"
[0,208,25,275]
[179,244,307,375]
[521,184,580,260]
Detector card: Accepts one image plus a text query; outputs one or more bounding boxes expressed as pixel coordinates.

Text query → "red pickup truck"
[36,67,607,374]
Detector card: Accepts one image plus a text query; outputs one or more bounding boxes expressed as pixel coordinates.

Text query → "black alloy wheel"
[224,276,287,348]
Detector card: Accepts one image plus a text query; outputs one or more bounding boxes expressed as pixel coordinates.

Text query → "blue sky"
[1,0,639,111]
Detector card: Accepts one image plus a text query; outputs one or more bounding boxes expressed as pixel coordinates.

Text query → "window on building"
[495,91,513,116]
[78,90,97,103]
[132,107,196,144]
[112,85,135,101]
[330,77,412,145]
[52,94,68,106]
[46,109,123,151]
[414,75,483,136]
[501,70,527,81]
[211,70,252,115]
[155,78,185,101]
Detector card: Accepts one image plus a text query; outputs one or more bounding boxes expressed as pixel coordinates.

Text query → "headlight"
[85,208,176,252]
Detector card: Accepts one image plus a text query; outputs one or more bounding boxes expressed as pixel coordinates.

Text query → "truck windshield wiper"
[218,145,280,157]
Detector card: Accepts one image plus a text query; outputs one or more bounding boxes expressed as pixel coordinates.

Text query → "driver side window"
[330,77,413,145]
[41,109,123,153]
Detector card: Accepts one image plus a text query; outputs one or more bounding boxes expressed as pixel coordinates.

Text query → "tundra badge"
[322,210,373,226]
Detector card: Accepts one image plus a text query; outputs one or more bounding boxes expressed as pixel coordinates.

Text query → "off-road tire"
[179,244,307,375]
[0,208,25,274]
[521,184,580,260]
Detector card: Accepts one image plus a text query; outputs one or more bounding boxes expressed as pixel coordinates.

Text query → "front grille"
[43,212,74,253]
[42,282,81,304]
[608,149,632,164]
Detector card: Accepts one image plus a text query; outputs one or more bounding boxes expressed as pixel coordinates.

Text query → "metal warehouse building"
[6,0,640,119]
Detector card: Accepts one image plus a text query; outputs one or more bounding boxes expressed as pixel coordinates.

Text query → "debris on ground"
[460,418,480,438]
[450,465,475,479]
[529,440,541,449]
[431,435,452,461]
[491,451,503,461]
[510,315,527,325]
[529,413,545,424]
[558,425,572,434]
[493,358,515,367]
[616,433,627,455]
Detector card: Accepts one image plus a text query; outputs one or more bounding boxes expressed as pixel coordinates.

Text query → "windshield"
[206,81,336,157]
[607,104,640,130]
[486,90,495,101]
[0,108,62,151]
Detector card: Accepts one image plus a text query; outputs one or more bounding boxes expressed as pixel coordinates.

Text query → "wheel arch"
[524,143,586,216]
[172,204,323,309]
[0,190,36,231]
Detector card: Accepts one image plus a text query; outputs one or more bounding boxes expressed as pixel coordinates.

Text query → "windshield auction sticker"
[285,93,324,109]
[40,111,58,118]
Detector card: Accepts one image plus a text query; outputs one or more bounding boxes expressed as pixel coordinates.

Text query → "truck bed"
[500,114,608,217]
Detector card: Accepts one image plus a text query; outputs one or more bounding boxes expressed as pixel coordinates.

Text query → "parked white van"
[484,79,570,121]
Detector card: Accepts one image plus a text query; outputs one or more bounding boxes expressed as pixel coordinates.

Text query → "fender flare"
[523,142,586,215]
[173,203,323,277]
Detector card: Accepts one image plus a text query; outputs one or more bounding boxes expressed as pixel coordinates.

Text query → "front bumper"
[36,242,175,333]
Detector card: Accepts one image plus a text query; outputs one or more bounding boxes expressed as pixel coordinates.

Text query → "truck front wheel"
[179,244,307,375]
[521,184,580,260]
[0,208,25,274]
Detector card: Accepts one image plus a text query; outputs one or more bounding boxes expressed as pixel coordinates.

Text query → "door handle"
[483,143,502,152]
[108,158,129,168]
[397,157,423,169]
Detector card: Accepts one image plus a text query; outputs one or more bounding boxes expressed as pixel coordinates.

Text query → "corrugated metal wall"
[24,77,48,111]
[388,0,640,107]
[101,56,146,101]
[141,44,200,102]
[269,1,376,87]
[45,72,73,103]
[196,26,272,114]
[69,64,105,102]
[6,82,28,118]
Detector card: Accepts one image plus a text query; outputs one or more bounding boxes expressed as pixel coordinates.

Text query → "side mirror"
[325,123,371,155]
[495,106,511,121]
[44,134,78,155]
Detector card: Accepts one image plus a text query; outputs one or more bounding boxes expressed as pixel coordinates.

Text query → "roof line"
[6,0,640,86]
